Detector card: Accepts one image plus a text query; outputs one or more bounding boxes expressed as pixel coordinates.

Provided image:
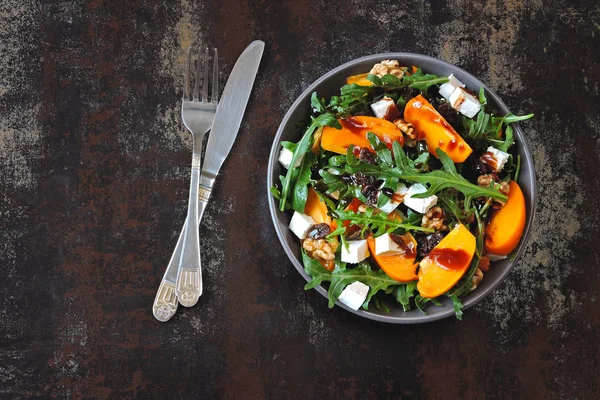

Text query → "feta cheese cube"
[341,239,369,264]
[370,97,400,120]
[338,281,369,310]
[487,253,508,262]
[449,87,481,118]
[403,183,438,214]
[278,147,303,169]
[439,74,465,100]
[481,146,510,172]
[374,233,407,256]
[289,212,316,239]
[376,183,408,214]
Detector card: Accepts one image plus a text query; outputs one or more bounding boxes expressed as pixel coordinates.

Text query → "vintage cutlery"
[153,40,265,321]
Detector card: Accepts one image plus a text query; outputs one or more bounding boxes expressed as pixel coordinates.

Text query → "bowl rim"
[267,52,537,324]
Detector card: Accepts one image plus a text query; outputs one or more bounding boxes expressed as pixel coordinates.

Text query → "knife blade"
[152,40,264,321]
[199,40,265,191]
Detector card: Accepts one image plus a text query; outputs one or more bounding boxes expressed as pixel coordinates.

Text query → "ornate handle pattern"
[152,279,178,322]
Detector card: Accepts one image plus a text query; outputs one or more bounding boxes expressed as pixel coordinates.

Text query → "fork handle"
[175,153,203,307]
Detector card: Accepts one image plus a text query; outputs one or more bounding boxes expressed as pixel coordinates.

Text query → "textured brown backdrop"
[1,0,599,399]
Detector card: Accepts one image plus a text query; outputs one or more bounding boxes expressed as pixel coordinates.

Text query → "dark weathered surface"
[1,0,598,399]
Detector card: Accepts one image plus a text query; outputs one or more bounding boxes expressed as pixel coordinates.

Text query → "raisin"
[436,102,459,126]
[366,190,379,206]
[307,223,331,239]
[358,148,376,164]
[416,232,447,258]
[352,172,375,187]
[470,158,491,176]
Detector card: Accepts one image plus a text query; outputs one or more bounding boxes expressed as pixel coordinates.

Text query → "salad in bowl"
[270,58,533,320]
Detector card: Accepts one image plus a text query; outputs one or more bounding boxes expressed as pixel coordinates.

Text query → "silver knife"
[152,40,265,322]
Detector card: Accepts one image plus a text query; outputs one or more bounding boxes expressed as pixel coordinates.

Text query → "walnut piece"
[303,238,337,261]
[477,174,510,207]
[370,60,405,79]
[421,206,447,231]
[471,267,484,291]
[498,181,510,196]
[393,118,417,140]
[477,173,499,187]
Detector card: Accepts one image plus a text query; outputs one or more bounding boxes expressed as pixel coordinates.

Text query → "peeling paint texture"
[1,0,599,399]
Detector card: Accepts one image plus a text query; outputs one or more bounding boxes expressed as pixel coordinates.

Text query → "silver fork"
[176,46,219,308]
[152,47,219,322]
[151,46,219,321]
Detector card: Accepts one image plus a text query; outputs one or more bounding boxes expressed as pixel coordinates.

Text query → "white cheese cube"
[374,233,406,256]
[449,87,481,118]
[278,147,303,169]
[439,74,465,100]
[289,212,316,239]
[403,183,438,214]
[338,281,369,310]
[341,239,369,264]
[370,97,400,120]
[329,190,340,200]
[376,183,408,214]
[481,146,510,172]
[487,253,508,262]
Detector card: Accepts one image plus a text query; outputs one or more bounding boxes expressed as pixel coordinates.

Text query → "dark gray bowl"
[267,53,536,323]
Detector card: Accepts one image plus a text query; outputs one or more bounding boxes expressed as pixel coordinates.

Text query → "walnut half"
[303,238,338,261]
[393,118,417,140]
[370,60,405,79]
[421,206,447,231]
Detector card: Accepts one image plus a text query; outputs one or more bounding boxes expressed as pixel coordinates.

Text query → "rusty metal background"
[1,0,598,398]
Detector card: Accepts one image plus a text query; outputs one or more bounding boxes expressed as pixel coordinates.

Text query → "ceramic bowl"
[267,53,536,323]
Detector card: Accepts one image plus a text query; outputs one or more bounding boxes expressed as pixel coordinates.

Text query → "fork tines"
[184,47,219,103]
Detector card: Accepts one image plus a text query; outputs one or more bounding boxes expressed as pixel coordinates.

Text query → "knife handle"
[198,184,212,222]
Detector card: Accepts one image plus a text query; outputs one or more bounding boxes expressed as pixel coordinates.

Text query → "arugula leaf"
[495,125,514,152]
[332,208,435,235]
[301,251,401,309]
[415,295,442,313]
[302,250,332,289]
[269,186,281,200]
[403,68,449,92]
[366,74,382,86]
[279,113,340,211]
[449,295,464,320]
[437,190,473,225]
[393,282,417,311]
[311,92,325,113]
[366,132,393,166]
[460,109,534,151]
[291,152,316,213]
[514,154,521,182]
[501,113,535,124]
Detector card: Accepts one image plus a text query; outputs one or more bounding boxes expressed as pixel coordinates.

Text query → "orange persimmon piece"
[367,234,418,282]
[321,116,404,155]
[404,94,473,163]
[305,187,331,227]
[417,224,476,298]
[346,73,373,86]
[484,180,526,256]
